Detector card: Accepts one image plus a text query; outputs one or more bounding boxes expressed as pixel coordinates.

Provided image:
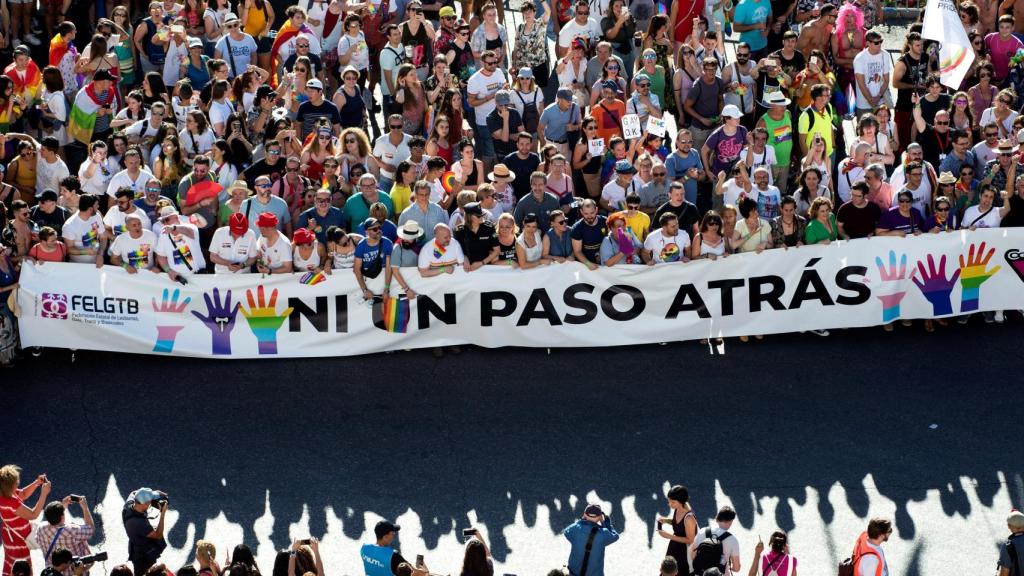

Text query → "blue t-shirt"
[734,0,771,52]
[664,150,703,204]
[359,544,395,576]
[354,237,394,277]
[570,215,608,263]
[214,34,258,78]
[299,205,347,244]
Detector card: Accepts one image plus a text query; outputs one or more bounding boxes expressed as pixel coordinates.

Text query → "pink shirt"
[984,33,1024,81]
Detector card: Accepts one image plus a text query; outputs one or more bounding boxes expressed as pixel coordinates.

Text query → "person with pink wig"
[832,2,865,115]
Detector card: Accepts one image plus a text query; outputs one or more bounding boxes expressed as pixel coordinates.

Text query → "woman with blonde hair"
[338,127,379,181]
[0,465,51,576]
[492,213,519,266]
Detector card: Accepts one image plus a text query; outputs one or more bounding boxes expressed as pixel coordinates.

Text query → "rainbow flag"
[126,248,149,267]
[377,295,410,333]
[299,271,326,285]
[49,33,75,68]
[68,82,118,145]
[321,175,330,190]
[772,124,791,144]
[4,60,41,104]
[432,241,446,259]
[81,228,99,247]
[269,21,314,87]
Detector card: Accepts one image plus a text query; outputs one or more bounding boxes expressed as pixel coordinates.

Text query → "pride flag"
[4,60,41,103]
[269,21,314,87]
[68,82,118,145]
[49,33,74,68]
[373,295,411,333]
[299,271,326,285]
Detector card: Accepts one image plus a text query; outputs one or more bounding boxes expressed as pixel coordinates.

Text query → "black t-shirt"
[122,503,164,562]
[919,125,953,169]
[503,152,541,200]
[894,53,934,111]
[654,200,699,238]
[486,109,524,159]
[296,100,342,139]
[242,159,285,188]
[836,200,882,238]
[771,49,806,84]
[29,205,70,235]
[600,15,636,55]
[455,221,498,263]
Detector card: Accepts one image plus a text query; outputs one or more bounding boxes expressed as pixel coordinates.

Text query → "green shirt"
[760,110,793,167]
[805,214,838,244]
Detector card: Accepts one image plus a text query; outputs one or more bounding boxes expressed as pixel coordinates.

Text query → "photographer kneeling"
[47,549,108,576]
[122,488,169,576]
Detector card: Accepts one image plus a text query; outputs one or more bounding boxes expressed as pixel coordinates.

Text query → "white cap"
[306,78,324,90]
[721,104,743,119]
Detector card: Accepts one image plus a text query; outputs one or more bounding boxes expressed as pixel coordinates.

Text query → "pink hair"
[834,2,865,44]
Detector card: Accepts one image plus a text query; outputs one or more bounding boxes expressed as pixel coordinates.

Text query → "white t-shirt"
[690,526,742,576]
[180,128,216,159]
[372,133,411,180]
[379,42,405,97]
[104,208,153,237]
[109,229,159,268]
[722,179,759,207]
[962,204,1003,229]
[208,99,234,131]
[836,162,865,203]
[742,146,777,185]
[418,239,465,269]
[61,213,105,263]
[601,178,637,211]
[257,233,293,271]
[106,169,156,198]
[852,49,892,109]
[557,17,603,49]
[467,69,509,125]
[337,32,369,71]
[215,33,258,77]
[77,157,119,196]
[644,228,691,263]
[889,164,933,216]
[43,90,69,145]
[172,96,198,130]
[209,226,257,273]
[36,156,70,198]
[163,38,188,86]
[155,223,207,274]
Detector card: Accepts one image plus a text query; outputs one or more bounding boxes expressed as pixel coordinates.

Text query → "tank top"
[243,2,268,37]
[305,0,329,39]
[330,246,356,268]
[582,144,601,174]
[724,62,755,113]
[143,19,166,65]
[338,85,366,128]
[666,511,694,569]
[761,111,793,166]
[13,158,35,189]
[402,23,433,72]
[698,233,726,257]
[113,32,135,74]
[433,140,453,167]
[460,159,479,185]
[515,230,542,262]
[896,53,929,110]
[293,244,321,271]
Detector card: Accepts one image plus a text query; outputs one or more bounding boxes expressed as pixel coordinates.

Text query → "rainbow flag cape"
[269,21,314,87]
[299,271,326,285]
[49,33,74,67]
[68,82,118,145]
[374,295,411,333]
[4,60,41,103]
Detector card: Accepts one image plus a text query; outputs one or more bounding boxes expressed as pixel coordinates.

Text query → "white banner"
[922,0,975,89]
[15,229,1024,359]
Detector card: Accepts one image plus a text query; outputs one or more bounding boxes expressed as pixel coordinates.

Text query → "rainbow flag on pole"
[373,295,411,333]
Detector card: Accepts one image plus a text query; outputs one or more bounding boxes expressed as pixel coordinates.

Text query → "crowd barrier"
[14,229,1024,359]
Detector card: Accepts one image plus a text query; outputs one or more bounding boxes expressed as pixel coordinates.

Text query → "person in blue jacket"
[564,504,620,576]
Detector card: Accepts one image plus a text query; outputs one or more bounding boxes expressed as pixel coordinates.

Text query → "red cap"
[229,212,248,235]
[256,211,279,228]
[292,227,314,246]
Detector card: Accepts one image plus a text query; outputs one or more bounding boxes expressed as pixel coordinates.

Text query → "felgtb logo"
[41,293,69,319]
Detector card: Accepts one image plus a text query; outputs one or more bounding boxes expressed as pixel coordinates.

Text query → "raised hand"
[240,285,294,355]
[959,241,1001,312]
[191,287,240,355]
[911,254,960,316]
[152,288,192,353]
[875,250,908,323]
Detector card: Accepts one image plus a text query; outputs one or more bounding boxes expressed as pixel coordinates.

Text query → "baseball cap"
[495,90,512,105]
[464,202,483,216]
[517,68,534,79]
[363,217,381,230]
[602,80,618,91]
[306,78,324,91]
[614,160,636,174]
[556,87,573,101]
[12,45,30,56]
[439,6,456,17]
[583,504,604,518]
[721,104,743,119]
[158,206,180,220]
[374,521,400,539]
[634,73,650,84]
[188,37,203,48]
[131,487,160,504]
[93,69,115,82]
[229,212,248,235]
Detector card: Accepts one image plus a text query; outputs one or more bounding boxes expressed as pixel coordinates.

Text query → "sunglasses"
[256,183,272,188]
[935,206,950,212]
[267,149,281,155]
[554,219,567,225]
[484,60,498,65]
[390,124,403,130]
[442,15,456,19]
[297,43,310,48]
[869,40,882,45]
[146,186,162,192]
[898,199,912,204]
[934,121,949,125]
[637,82,650,88]
[653,172,667,176]
[985,132,998,137]
[366,226,381,232]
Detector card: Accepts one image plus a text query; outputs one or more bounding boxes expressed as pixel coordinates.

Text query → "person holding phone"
[458,529,493,576]
[359,521,428,576]
[564,504,619,576]
[35,495,97,576]
[656,486,698,575]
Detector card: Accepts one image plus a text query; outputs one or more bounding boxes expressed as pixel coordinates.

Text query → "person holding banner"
[109,214,159,274]
[60,195,108,267]
[155,206,206,282]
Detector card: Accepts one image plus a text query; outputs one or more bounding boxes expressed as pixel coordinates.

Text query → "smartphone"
[415,555,424,568]
[298,539,312,546]
[69,495,81,503]
[462,528,476,541]
[765,59,777,68]
[809,56,819,67]
[171,25,184,35]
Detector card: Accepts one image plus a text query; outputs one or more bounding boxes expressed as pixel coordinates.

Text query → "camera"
[73,552,108,566]
[152,494,169,508]
[298,539,312,546]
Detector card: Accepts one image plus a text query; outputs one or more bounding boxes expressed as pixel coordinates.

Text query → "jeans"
[475,124,496,160]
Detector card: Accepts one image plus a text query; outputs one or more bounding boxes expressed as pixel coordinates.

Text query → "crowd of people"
[2,0,1024,364]
[4,465,1022,576]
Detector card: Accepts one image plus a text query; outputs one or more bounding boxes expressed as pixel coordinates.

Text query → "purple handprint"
[152,288,192,353]
[874,250,908,323]
[911,254,960,316]
[190,287,240,355]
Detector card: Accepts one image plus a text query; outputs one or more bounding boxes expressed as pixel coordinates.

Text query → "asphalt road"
[4,319,1023,576]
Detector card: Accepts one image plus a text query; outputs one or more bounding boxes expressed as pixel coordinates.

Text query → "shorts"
[256,35,273,54]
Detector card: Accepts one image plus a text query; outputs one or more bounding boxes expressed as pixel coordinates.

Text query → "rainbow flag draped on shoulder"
[4,60,41,103]
[68,83,118,145]
[49,33,73,67]
[269,21,314,88]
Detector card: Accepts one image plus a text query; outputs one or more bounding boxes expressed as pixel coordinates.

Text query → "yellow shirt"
[624,210,651,241]
[389,183,413,220]
[243,3,269,37]
[797,105,834,158]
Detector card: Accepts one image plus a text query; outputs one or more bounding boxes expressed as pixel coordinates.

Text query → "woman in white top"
[324,226,363,274]
[689,210,729,260]
[40,68,68,146]
[733,197,772,254]
[180,109,216,163]
[291,227,324,271]
[207,79,234,136]
[801,132,834,195]
[980,89,1018,139]
[793,166,832,217]
[111,91,148,130]
[555,39,589,107]
[210,140,239,197]
[961,184,1011,230]
[850,114,895,167]
[515,213,551,268]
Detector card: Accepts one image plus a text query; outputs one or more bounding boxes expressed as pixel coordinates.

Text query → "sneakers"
[23,33,40,46]
[883,323,894,332]
[957,315,969,325]
[984,313,995,324]
[810,329,829,337]
[995,310,1005,323]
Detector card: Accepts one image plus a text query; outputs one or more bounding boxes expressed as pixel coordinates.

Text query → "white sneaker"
[810,329,830,337]
[23,33,40,45]
[995,310,1005,323]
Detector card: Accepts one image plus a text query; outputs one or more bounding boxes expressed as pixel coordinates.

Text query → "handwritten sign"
[589,137,605,157]
[622,114,642,139]
[646,116,667,137]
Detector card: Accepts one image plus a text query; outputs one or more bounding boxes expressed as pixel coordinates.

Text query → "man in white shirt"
[852,30,892,116]
[214,13,258,79]
[36,137,71,198]
[689,507,741,576]
[378,24,405,116]
[418,223,464,275]
[209,212,257,273]
[78,141,120,198]
[601,160,638,212]
[466,50,508,167]
[106,146,156,199]
[372,115,412,191]
[61,194,107,266]
[155,206,206,281]
[644,212,690,263]
[557,0,603,58]
[109,213,159,273]
[104,187,153,237]
[750,166,782,219]
[254,211,292,274]
[836,142,871,203]
[124,102,168,158]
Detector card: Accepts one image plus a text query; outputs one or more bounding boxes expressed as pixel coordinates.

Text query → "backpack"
[801,103,834,133]
[691,528,730,576]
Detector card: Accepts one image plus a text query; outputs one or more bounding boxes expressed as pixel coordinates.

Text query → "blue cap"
[131,487,159,504]
[362,217,381,230]
[614,160,636,174]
